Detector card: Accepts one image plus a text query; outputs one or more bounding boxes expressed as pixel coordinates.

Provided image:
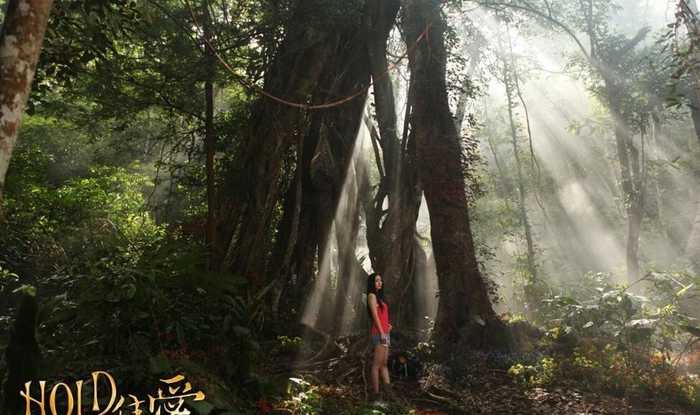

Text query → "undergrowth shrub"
[507,271,700,408]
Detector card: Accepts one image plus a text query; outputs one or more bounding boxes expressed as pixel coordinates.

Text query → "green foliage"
[282,377,322,414]
[507,356,556,387]
[0,262,19,295]
[0,111,269,392]
[274,335,303,355]
[507,271,700,405]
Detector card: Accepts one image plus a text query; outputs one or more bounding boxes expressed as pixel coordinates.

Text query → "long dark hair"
[366,273,385,319]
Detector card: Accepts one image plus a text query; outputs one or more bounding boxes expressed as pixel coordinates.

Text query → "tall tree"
[0,0,54,214]
[262,2,373,325]
[675,0,700,271]
[221,1,368,285]
[203,0,218,269]
[677,0,700,146]
[480,0,651,281]
[403,0,509,351]
[497,25,538,298]
[363,0,424,329]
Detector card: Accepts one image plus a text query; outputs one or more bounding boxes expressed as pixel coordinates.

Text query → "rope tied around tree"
[184,0,432,111]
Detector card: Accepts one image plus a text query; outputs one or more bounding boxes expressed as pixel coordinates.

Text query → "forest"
[1,0,699,414]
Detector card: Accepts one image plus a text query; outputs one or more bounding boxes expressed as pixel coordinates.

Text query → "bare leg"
[380,344,390,385]
[371,344,383,395]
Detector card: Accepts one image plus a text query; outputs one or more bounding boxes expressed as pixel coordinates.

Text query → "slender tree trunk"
[688,88,700,146]
[503,63,537,288]
[0,0,54,216]
[364,0,402,284]
[203,1,217,269]
[268,135,304,319]
[687,198,700,272]
[455,45,480,132]
[403,0,509,351]
[283,121,323,316]
[604,80,643,281]
[484,129,512,199]
[366,0,400,193]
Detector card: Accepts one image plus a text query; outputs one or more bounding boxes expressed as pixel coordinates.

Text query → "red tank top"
[370,300,390,335]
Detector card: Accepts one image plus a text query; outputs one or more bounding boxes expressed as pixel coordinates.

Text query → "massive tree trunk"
[403,0,509,351]
[0,0,54,215]
[272,120,323,319]
[363,0,423,330]
[267,8,371,328]
[313,28,371,336]
[221,2,341,284]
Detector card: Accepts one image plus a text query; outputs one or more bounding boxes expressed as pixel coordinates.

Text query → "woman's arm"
[367,293,385,337]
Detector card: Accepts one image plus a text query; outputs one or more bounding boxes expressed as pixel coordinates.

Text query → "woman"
[367,272,392,401]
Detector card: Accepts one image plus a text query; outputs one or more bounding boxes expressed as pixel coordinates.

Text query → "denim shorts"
[371,333,390,347]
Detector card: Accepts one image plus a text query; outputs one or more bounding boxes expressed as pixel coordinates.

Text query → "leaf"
[12,284,36,296]
[676,283,694,297]
[582,321,594,329]
[289,377,309,386]
[122,283,137,300]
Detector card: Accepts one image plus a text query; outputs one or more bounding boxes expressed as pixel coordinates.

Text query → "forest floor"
[257,334,698,415]
[279,369,693,414]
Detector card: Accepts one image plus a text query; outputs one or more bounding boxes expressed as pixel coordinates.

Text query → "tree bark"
[268,134,305,319]
[2,294,41,415]
[268,12,371,327]
[203,1,217,269]
[686,197,700,273]
[0,0,54,214]
[606,83,643,281]
[363,0,424,330]
[276,120,323,318]
[364,0,402,283]
[403,0,509,351]
[688,87,700,147]
[313,26,371,336]
[222,2,341,284]
[503,58,537,290]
